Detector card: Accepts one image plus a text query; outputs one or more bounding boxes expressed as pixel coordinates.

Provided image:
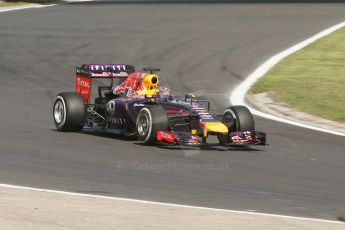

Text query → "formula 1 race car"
[53,64,266,146]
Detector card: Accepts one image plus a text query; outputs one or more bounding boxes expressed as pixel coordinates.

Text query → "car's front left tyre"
[136,105,169,145]
[53,92,86,132]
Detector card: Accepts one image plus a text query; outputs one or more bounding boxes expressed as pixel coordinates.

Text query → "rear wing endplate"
[75,64,135,102]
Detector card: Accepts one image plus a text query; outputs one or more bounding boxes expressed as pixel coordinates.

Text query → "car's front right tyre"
[223,105,255,132]
[53,92,86,132]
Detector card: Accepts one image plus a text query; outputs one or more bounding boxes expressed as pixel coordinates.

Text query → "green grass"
[0,1,28,6]
[251,27,345,123]
[0,0,61,5]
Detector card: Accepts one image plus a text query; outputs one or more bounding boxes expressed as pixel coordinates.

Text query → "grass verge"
[0,1,28,6]
[251,27,345,123]
[0,0,61,5]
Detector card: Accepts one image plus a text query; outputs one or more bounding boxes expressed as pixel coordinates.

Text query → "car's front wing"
[156,130,267,146]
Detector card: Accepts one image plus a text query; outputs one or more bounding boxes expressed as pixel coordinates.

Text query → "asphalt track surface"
[0,3,345,220]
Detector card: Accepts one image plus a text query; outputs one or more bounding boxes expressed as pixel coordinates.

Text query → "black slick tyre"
[136,105,169,145]
[53,92,86,132]
[224,105,255,132]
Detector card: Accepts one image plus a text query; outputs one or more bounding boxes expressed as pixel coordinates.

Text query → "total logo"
[157,131,175,144]
[77,78,90,88]
[160,132,174,139]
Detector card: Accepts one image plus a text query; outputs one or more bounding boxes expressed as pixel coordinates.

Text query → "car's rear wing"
[77,64,135,78]
[76,64,135,102]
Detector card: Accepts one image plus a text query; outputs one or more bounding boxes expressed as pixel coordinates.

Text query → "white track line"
[230,21,345,137]
[0,4,55,13]
[0,183,342,224]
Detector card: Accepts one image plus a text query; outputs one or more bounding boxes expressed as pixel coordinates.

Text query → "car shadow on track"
[160,146,263,151]
[51,129,136,141]
[80,129,138,141]
[51,129,263,151]
[139,143,264,152]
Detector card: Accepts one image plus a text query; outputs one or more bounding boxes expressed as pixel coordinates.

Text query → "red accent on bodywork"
[231,135,242,144]
[164,109,190,116]
[187,135,200,145]
[200,121,206,128]
[76,74,92,102]
[164,109,180,114]
[157,131,175,144]
[113,72,145,96]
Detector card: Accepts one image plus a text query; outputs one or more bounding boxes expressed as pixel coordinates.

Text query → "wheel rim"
[224,111,235,123]
[54,100,64,124]
[137,113,150,137]
[224,109,238,131]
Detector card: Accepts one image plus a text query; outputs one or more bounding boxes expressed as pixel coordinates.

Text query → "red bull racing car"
[53,64,266,146]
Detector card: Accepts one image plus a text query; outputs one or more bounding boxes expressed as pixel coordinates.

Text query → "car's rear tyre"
[224,105,254,132]
[53,92,86,132]
[136,105,169,145]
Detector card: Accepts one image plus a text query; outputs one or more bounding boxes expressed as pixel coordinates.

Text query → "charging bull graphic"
[113,72,159,97]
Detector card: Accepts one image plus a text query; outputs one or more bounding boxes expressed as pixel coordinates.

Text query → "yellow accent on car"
[137,73,160,96]
[143,74,159,88]
[204,122,228,134]
[203,127,208,138]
